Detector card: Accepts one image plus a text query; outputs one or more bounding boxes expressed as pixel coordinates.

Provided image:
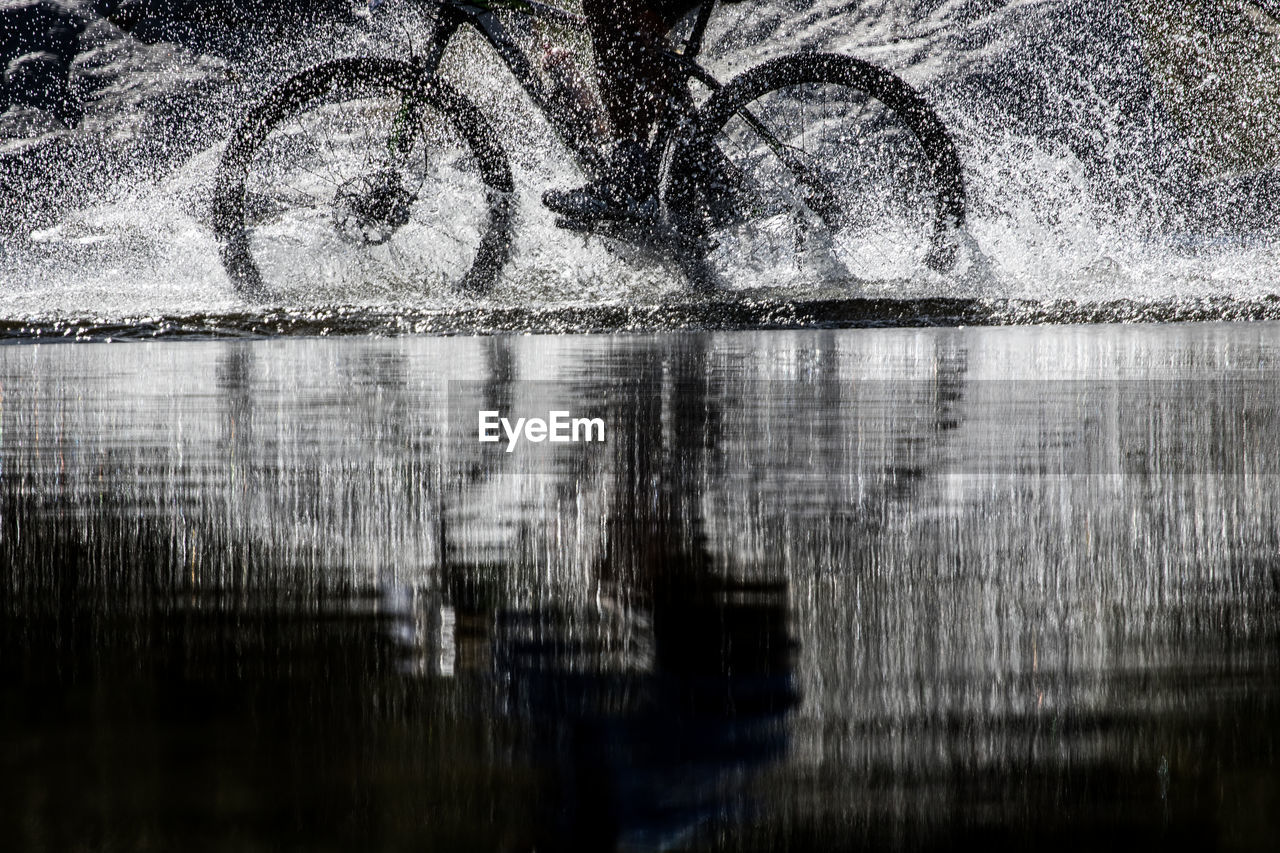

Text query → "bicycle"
[211,0,967,299]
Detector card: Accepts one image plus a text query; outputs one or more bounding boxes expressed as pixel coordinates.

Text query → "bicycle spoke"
[289,153,345,194]
[247,186,325,228]
[297,109,347,192]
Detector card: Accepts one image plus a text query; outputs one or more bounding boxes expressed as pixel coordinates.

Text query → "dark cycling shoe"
[543,182,656,223]
[542,141,656,224]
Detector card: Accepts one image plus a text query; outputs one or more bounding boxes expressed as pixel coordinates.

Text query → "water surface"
[3,322,1278,851]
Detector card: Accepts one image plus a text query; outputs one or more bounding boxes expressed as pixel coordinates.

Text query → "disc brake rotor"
[333,168,416,245]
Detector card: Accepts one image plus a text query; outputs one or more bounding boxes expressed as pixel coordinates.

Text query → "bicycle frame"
[407,0,726,182]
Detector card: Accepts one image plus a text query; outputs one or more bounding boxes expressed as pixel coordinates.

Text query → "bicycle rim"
[690,59,962,290]
[221,68,508,300]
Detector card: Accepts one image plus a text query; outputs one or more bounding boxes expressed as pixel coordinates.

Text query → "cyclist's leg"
[581,0,699,145]
[544,1,699,219]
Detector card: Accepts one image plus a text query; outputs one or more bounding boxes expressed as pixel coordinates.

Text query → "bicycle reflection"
[433,336,799,851]
[437,557,796,853]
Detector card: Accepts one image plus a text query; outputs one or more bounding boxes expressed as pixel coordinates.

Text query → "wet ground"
[2,321,1278,851]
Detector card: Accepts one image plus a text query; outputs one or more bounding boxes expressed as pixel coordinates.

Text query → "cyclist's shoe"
[543,142,657,224]
[544,188,657,224]
[552,215,595,234]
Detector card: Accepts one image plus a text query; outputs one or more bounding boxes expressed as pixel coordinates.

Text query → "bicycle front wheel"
[213,58,513,300]
[672,53,966,290]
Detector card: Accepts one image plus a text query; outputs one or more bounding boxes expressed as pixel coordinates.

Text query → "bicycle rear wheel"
[671,53,966,290]
[213,58,513,300]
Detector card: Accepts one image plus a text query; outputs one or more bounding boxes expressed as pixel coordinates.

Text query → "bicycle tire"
[212,57,513,300]
[669,52,967,289]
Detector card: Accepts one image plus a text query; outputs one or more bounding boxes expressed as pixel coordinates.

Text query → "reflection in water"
[2,325,1279,850]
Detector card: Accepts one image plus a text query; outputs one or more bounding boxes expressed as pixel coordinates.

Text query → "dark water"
[3,323,1279,851]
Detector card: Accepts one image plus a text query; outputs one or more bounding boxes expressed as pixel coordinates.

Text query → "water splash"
[2,0,1278,330]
